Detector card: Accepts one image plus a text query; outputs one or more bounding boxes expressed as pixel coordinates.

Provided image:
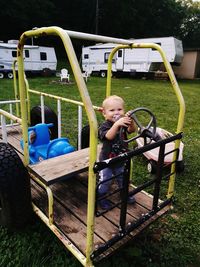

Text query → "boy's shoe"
[99,199,112,210]
[128,195,136,204]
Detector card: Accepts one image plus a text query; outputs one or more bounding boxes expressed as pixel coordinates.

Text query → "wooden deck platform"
[31,173,169,262]
[0,124,171,263]
[29,144,102,185]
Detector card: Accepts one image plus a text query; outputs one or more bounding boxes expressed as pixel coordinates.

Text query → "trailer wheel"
[42,68,52,77]
[0,143,32,230]
[100,71,107,78]
[176,160,185,173]
[0,73,4,79]
[147,160,157,174]
[30,105,58,139]
[7,72,13,79]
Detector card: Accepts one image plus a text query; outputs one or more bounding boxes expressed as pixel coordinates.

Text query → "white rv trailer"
[82,36,183,77]
[0,40,57,78]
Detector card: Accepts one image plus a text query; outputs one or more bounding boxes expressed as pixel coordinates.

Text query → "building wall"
[195,51,200,78]
[173,50,200,79]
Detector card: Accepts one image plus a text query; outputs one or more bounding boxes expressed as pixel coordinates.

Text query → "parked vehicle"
[82,36,183,77]
[0,40,57,78]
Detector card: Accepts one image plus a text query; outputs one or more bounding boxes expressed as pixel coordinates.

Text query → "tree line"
[0,0,199,49]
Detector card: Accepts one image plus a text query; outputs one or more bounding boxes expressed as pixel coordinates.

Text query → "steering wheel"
[120,107,157,145]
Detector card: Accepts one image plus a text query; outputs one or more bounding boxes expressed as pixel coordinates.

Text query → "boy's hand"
[125,111,137,133]
[114,116,132,128]
[106,113,136,140]
[125,111,132,117]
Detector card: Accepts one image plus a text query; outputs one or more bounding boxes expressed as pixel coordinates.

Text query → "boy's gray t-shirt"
[98,120,126,161]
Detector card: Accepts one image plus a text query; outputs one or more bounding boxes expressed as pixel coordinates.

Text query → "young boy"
[98,95,136,209]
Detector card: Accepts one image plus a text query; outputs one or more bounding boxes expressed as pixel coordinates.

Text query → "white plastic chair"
[82,71,90,82]
[60,68,70,82]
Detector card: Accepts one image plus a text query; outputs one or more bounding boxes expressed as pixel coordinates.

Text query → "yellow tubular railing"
[24,75,31,124]
[17,26,98,267]
[28,89,101,111]
[106,43,185,198]
[12,60,20,117]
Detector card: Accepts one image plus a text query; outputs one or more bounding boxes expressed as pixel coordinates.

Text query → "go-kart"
[120,107,184,173]
[0,26,185,267]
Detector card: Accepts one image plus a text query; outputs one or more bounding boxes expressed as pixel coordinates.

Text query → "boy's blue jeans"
[98,165,124,195]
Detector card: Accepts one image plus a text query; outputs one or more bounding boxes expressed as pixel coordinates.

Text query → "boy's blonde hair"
[102,95,124,109]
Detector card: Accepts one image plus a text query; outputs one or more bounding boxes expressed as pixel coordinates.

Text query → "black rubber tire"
[0,142,32,230]
[147,160,157,174]
[100,71,107,78]
[176,160,185,173]
[30,105,58,139]
[41,68,52,77]
[7,72,14,79]
[80,124,90,149]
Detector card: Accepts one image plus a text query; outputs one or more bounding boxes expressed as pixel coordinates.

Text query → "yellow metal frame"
[0,109,22,125]
[17,26,98,267]
[15,27,185,267]
[106,43,185,198]
[12,60,20,117]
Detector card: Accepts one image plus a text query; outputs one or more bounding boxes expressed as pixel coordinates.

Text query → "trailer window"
[40,52,47,61]
[25,50,30,58]
[118,50,123,57]
[84,54,89,59]
[12,50,17,58]
[104,52,115,63]
[152,43,161,51]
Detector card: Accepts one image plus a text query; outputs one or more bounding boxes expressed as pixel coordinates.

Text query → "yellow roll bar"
[106,43,185,198]
[17,26,98,267]
[12,60,20,117]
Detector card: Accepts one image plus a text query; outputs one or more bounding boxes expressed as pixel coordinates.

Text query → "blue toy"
[20,123,75,164]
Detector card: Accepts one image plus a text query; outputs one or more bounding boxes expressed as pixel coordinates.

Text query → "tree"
[0,0,57,41]
[0,0,199,48]
[178,0,200,48]
[98,0,187,39]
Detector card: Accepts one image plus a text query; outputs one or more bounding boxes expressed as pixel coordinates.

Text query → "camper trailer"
[0,40,57,78]
[82,37,183,77]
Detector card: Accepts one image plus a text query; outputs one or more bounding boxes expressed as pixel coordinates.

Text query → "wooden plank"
[73,173,171,262]
[78,171,163,212]
[77,172,152,213]
[51,178,134,260]
[0,124,23,154]
[0,124,22,139]
[29,145,102,185]
[33,177,151,261]
[59,176,136,224]
[93,205,170,263]
[76,172,170,231]
[31,172,170,263]
[51,180,120,242]
[31,180,104,255]
[60,175,150,230]
[7,136,23,153]
[0,125,100,186]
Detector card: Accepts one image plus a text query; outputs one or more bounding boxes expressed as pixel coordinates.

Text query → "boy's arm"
[105,116,133,140]
[105,123,120,140]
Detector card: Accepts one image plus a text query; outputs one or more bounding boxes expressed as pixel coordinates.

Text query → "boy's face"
[103,99,125,122]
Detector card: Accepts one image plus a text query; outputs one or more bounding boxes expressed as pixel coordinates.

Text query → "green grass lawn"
[0,75,200,267]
